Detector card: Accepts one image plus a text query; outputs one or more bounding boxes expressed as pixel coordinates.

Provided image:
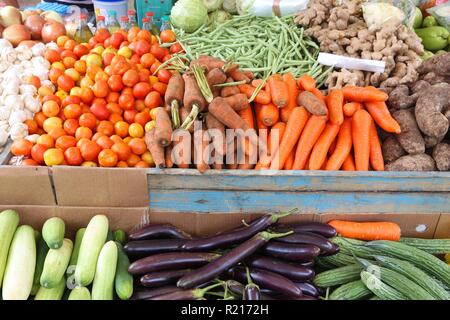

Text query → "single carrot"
[251,79,264,88]
[183,73,207,112]
[254,104,268,131]
[205,113,226,157]
[283,144,296,170]
[343,102,363,117]
[154,107,173,147]
[208,97,249,130]
[238,106,256,157]
[327,89,344,125]
[258,103,279,127]
[328,220,401,241]
[369,121,384,171]
[179,107,194,134]
[206,68,227,89]
[268,74,289,108]
[270,107,309,170]
[221,77,240,97]
[292,115,328,170]
[320,157,328,170]
[365,101,401,134]
[258,122,286,168]
[228,68,251,83]
[311,88,326,104]
[165,144,174,168]
[326,118,352,171]
[145,129,165,168]
[223,93,250,112]
[352,109,372,171]
[243,70,254,80]
[342,86,388,102]
[342,153,356,171]
[298,91,328,116]
[281,73,299,123]
[238,84,271,105]
[172,128,191,169]
[328,137,337,156]
[194,130,210,173]
[297,74,316,91]
[308,123,340,170]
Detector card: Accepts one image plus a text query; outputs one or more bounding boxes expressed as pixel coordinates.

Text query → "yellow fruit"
[43,148,64,166]
[149,76,158,85]
[52,61,65,71]
[38,86,54,97]
[118,46,132,59]
[43,117,63,133]
[128,123,144,138]
[86,53,103,67]
[91,46,105,56]
[70,87,82,97]
[150,108,158,121]
[81,161,98,167]
[55,90,68,101]
[142,151,155,166]
[65,68,81,82]
[145,120,156,132]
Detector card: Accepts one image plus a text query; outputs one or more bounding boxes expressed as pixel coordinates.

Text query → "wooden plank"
[146,169,450,192]
[149,189,450,214]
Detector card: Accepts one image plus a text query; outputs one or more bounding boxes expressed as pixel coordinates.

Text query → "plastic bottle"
[128,9,137,28]
[120,16,130,31]
[142,17,150,32]
[146,12,159,35]
[96,15,107,30]
[160,16,171,32]
[106,10,120,33]
[74,13,93,43]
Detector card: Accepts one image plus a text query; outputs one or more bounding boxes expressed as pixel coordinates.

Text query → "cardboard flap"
[0,167,55,205]
[52,167,149,207]
[434,213,450,239]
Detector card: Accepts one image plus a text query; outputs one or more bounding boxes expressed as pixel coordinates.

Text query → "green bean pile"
[175,15,330,83]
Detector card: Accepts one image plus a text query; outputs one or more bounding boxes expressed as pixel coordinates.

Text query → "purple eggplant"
[177,231,292,289]
[229,266,302,297]
[226,280,273,300]
[274,222,336,238]
[295,282,320,297]
[274,232,334,254]
[140,269,191,288]
[150,283,223,300]
[129,224,192,240]
[321,243,340,256]
[300,261,315,268]
[181,209,296,251]
[131,286,181,300]
[262,242,320,262]
[244,284,261,300]
[124,239,186,256]
[278,294,318,300]
[128,252,220,275]
[246,255,314,281]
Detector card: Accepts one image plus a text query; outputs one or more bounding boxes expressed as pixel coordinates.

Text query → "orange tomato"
[26,75,41,89]
[64,147,83,166]
[74,44,89,58]
[45,49,61,63]
[134,111,151,127]
[150,44,167,61]
[123,110,138,124]
[122,69,139,87]
[152,82,168,96]
[92,79,109,98]
[64,104,82,119]
[11,139,33,156]
[157,69,172,84]
[135,99,146,112]
[24,119,38,134]
[118,93,135,110]
[57,74,75,92]
[107,103,122,116]
[48,127,67,140]
[55,135,77,151]
[43,117,63,133]
[110,135,122,143]
[107,91,120,103]
[123,137,132,144]
[42,94,62,105]
[122,87,133,96]
[102,52,115,67]
[80,87,94,104]
[43,148,64,166]
[111,142,131,161]
[92,132,104,142]
[128,138,147,155]
[22,159,38,166]
[97,120,114,136]
[63,56,77,69]
[117,161,128,167]
[80,76,94,88]
[96,135,114,150]
[133,82,152,99]
[78,113,97,130]
[127,26,139,42]
[98,149,118,167]
[90,101,110,120]
[75,126,93,140]
[114,121,129,138]
[37,134,55,149]
[80,140,102,161]
[95,28,110,43]
[63,118,80,136]
[42,100,60,118]
[77,138,90,148]
[134,39,151,56]
[170,42,183,54]
[87,65,103,80]
[134,160,149,168]
[94,70,109,82]
[110,32,125,49]
[137,30,152,42]
[74,60,87,75]
[127,153,141,166]
[107,75,124,92]
[144,91,162,109]
[139,69,151,82]
[141,151,155,166]
[31,144,48,164]
[140,53,155,68]
[64,39,76,51]
[62,95,81,108]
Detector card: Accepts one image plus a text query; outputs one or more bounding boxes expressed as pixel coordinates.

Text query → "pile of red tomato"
[10,26,181,168]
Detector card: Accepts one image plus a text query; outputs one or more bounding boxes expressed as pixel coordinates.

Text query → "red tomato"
[134,39,151,56]
[160,30,176,43]
[123,110,138,124]
[134,111,151,127]
[144,91,162,109]
[150,44,167,61]
[62,95,81,108]
[118,93,135,110]
[107,74,124,92]
[57,75,75,92]
[80,141,102,161]
[122,69,139,87]
[90,101,111,120]
[170,43,183,54]
[152,82,168,96]
[157,69,172,84]
[110,32,125,49]
[92,80,109,98]
[132,82,152,99]
[64,147,83,165]
[31,144,48,164]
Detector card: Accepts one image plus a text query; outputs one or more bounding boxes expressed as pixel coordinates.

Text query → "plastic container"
[93,0,128,19]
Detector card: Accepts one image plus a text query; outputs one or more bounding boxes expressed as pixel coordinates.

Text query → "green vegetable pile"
[175,14,328,82]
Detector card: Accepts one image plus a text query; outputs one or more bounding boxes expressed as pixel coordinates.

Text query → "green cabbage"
[171,0,208,33]
[208,10,231,25]
[203,0,224,12]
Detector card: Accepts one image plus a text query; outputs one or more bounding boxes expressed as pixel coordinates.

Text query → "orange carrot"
[145,129,165,168]
[270,107,309,170]
[311,88,326,104]
[251,79,264,88]
[194,130,210,173]
[343,102,363,117]
[258,103,279,127]
[228,68,251,83]
[326,118,352,170]
[298,91,328,116]
[223,94,250,112]
[208,97,249,130]
[328,220,401,241]
[281,73,299,122]
[352,109,372,171]
[328,137,337,156]
[327,89,344,125]
[268,74,289,108]
[308,123,340,170]
[258,122,286,168]
[172,129,190,169]
[365,101,401,134]
[239,106,256,157]
[297,74,316,91]
[342,86,388,102]
[292,115,328,170]
[283,146,296,170]
[342,153,356,171]
[238,84,271,105]
[254,104,268,131]
[369,121,384,171]
[320,157,328,170]
[154,107,173,147]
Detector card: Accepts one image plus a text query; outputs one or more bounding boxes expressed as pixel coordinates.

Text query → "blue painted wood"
[149,189,450,214]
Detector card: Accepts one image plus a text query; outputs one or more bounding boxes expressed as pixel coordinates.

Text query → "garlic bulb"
[23,94,40,113]
[4,95,24,110]
[15,45,33,61]
[0,47,17,64]
[0,39,13,50]
[0,106,11,121]
[19,84,37,95]
[8,109,27,126]
[31,42,46,57]
[9,122,28,140]
[45,42,58,50]
[0,120,9,132]
[25,134,39,144]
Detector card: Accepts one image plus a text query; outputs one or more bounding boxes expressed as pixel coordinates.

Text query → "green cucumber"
[42,217,65,249]
[318,252,356,267]
[113,230,127,245]
[0,209,20,288]
[34,278,66,300]
[365,240,450,287]
[314,264,363,288]
[331,236,377,259]
[75,215,109,287]
[92,241,118,300]
[2,225,36,300]
[67,228,86,277]
[374,255,450,300]
[107,230,114,242]
[360,271,406,300]
[399,237,450,255]
[68,286,91,300]
[115,242,133,300]
[31,236,49,295]
[40,238,73,288]
[329,280,372,300]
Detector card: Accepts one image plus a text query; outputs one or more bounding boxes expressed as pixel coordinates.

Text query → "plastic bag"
[363,0,417,28]
[427,2,450,30]
[236,0,309,17]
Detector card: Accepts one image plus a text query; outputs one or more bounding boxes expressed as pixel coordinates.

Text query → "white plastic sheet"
[318,52,386,73]
[236,0,310,17]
